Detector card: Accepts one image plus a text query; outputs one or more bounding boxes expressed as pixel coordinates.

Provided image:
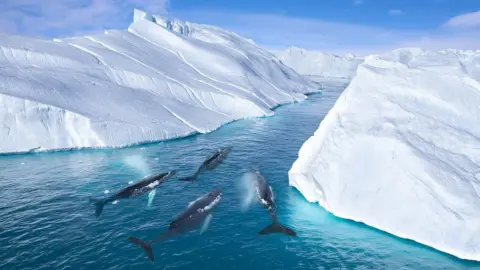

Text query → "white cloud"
[174,11,409,54]
[0,1,478,55]
[444,10,480,28]
[0,0,170,37]
[389,9,403,16]
[398,34,480,50]
[173,10,480,55]
[128,0,170,15]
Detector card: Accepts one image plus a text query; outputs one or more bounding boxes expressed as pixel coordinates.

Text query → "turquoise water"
[1,88,479,270]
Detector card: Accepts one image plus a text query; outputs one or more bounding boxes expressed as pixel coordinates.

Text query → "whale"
[179,146,232,182]
[128,187,222,262]
[90,171,176,218]
[246,170,297,237]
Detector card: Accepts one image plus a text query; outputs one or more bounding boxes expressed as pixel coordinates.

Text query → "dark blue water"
[1,88,479,270]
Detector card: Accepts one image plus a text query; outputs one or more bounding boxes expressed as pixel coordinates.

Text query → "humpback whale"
[90,171,176,218]
[128,188,222,262]
[179,146,232,182]
[246,170,297,237]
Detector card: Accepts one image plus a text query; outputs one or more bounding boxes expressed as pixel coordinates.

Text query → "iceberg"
[273,47,364,80]
[0,9,317,154]
[289,48,480,261]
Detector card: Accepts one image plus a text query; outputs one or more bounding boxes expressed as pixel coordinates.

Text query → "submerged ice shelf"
[289,48,480,261]
[0,9,317,153]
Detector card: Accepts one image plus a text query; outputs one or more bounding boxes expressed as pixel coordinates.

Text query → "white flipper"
[147,189,157,208]
[200,214,213,235]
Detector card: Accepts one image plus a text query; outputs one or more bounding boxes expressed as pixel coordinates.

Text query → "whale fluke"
[89,198,105,218]
[258,221,297,237]
[128,237,154,262]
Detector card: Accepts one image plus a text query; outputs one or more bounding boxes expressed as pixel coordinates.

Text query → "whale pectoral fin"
[147,189,157,209]
[200,214,213,235]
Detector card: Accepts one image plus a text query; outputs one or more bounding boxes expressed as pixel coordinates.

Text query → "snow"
[273,46,364,80]
[289,48,480,261]
[0,9,317,154]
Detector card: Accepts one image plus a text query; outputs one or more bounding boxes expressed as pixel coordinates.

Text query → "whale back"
[169,188,222,230]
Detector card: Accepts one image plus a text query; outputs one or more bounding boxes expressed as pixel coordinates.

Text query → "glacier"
[289,48,480,261]
[0,9,317,153]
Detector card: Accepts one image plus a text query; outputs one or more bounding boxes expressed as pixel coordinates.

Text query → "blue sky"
[1,0,479,54]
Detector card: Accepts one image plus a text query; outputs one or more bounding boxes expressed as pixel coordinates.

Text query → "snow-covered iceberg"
[289,48,480,261]
[273,47,364,80]
[0,9,317,153]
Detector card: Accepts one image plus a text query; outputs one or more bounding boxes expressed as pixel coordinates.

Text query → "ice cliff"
[0,9,316,153]
[289,48,480,261]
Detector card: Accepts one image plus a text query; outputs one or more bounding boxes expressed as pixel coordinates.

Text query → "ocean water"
[1,88,479,270]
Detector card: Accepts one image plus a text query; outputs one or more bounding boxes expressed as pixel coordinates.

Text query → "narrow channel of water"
[0,88,478,269]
